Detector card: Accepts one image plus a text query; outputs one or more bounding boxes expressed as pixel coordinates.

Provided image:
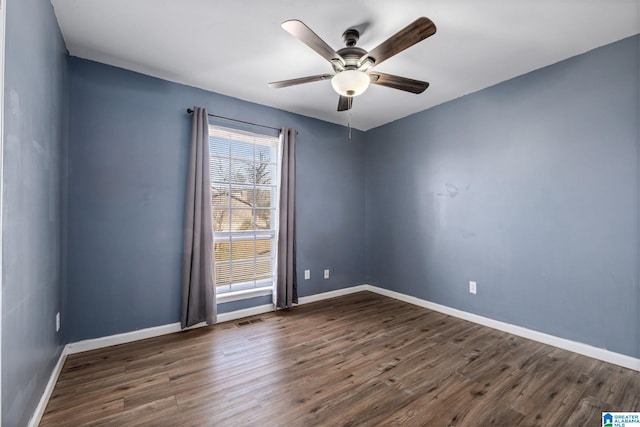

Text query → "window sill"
[216,287,273,304]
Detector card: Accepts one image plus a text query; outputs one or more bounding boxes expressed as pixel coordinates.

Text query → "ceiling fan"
[268,17,437,111]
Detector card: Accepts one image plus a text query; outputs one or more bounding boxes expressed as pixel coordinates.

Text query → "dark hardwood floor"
[40,292,639,426]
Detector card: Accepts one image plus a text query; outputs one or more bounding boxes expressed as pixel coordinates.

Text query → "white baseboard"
[67,322,185,355]
[362,284,640,372]
[27,345,68,427]
[67,304,277,355]
[297,285,369,305]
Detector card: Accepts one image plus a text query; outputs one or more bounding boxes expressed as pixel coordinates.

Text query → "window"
[209,125,280,297]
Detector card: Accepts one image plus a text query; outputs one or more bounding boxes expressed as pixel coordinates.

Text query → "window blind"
[209,125,280,294]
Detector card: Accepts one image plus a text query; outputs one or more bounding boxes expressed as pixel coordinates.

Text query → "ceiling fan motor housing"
[334,46,368,72]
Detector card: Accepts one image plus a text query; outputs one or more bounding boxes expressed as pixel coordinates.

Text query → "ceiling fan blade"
[337,95,352,111]
[282,20,345,65]
[268,74,333,88]
[369,72,429,94]
[361,17,436,67]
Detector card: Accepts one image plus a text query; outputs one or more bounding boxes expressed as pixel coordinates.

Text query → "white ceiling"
[51,0,639,131]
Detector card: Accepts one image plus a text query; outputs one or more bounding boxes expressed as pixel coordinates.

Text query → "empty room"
[2,0,639,426]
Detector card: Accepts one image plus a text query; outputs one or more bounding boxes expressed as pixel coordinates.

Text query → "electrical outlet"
[304,270,310,280]
[324,269,330,279]
[469,281,477,295]
[56,312,60,332]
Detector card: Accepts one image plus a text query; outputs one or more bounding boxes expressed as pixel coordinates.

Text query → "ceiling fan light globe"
[331,70,370,97]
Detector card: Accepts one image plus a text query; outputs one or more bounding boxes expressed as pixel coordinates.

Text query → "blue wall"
[365,35,640,358]
[2,0,68,424]
[66,57,365,342]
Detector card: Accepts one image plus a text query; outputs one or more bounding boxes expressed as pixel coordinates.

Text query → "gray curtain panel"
[181,107,216,328]
[276,128,298,309]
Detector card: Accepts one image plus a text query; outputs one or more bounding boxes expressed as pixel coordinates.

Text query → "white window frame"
[209,124,281,303]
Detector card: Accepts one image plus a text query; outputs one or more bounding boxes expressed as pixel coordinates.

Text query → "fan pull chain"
[348,97,353,139]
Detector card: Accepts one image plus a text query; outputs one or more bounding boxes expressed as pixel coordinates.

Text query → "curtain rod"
[186,108,281,132]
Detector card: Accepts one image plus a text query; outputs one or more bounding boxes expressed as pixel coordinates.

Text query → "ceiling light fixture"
[331,70,370,97]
